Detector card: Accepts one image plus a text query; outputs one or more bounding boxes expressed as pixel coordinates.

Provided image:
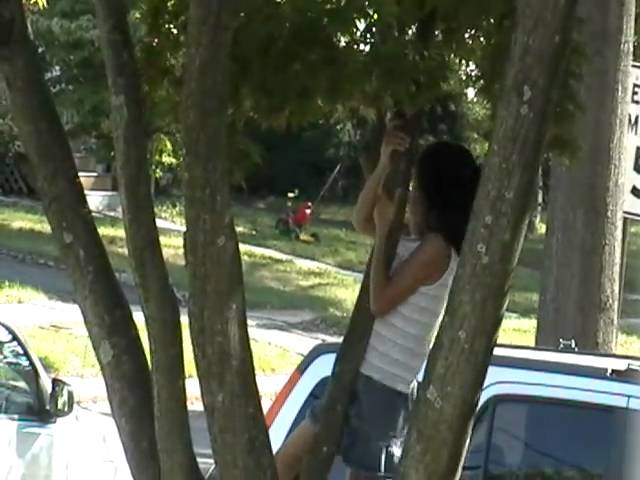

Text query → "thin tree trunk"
[397,2,579,479]
[92,1,201,478]
[358,110,386,177]
[181,2,277,479]
[537,0,634,352]
[0,2,160,479]
[301,113,420,480]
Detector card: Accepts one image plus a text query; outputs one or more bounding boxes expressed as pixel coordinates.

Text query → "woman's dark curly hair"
[415,141,481,254]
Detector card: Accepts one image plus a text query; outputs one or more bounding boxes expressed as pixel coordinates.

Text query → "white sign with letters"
[624,63,640,218]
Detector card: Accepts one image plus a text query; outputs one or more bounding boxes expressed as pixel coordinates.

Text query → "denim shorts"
[308,372,413,474]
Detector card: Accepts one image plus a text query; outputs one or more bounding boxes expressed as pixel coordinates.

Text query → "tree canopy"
[11,0,512,191]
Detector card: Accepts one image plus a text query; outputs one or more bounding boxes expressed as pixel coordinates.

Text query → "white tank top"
[360,237,458,393]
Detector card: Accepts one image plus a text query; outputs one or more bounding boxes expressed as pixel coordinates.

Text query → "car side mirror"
[49,378,74,417]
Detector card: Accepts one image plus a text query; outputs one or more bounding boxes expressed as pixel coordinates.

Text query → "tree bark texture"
[0,1,159,479]
[301,113,420,480]
[358,110,387,177]
[181,2,277,479]
[92,1,201,478]
[537,0,635,353]
[397,2,578,479]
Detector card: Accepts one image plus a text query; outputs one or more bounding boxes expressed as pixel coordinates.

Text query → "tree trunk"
[537,0,634,353]
[92,1,201,478]
[301,113,420,480]
[397,2,579,479]
[358,110,386,177]
[181,2,277,479]
[0,2,160,479]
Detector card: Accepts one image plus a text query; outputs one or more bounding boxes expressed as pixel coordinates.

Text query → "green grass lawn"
[158,197,640,320]
[0,280,301,377]
[499,316,640,356]
[15,318,640,379]
[157,197,371,273]
[159,198,553,314]
[3,200,640,355]
[0,199,549,328]
[0,203,360,328]
[22,322,300,378]
[0,280,48,303]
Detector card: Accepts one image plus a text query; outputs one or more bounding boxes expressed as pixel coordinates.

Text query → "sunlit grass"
[156,198,372,273]
[4,201,640,341]
[23,314,640,379]
[499,316,640,357]
[22,321,301,378]
[155,197,557,320]
[0,203,357,328]
[0,281,48,304]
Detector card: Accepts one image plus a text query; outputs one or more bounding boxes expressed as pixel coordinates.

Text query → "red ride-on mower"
[275,191,320,242]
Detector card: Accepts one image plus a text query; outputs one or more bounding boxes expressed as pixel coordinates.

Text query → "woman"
[275,129,481,479]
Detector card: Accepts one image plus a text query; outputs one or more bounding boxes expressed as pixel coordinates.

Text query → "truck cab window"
[487,400,615,480]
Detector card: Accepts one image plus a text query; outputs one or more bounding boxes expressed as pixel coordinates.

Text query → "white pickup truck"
[266,343,640,479]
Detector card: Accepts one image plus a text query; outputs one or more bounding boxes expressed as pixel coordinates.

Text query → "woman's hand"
[379,128,410,170]
[353,128,409,238]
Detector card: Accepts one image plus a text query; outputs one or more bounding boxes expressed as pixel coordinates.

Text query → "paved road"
[0,253,141,305]
[92,408,215,476]
[0,198,342,475]
[189,410,214,474]
[70,405,213,477]
[1,253,330,476]
[0,252,339,352]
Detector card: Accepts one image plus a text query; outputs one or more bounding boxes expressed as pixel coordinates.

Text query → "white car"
[0,321,129,480]
[266,343,640,479]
